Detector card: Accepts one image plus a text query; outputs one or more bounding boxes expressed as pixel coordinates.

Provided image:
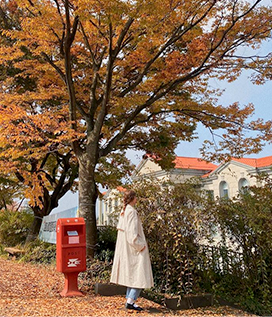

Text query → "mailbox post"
[56,218,86,297]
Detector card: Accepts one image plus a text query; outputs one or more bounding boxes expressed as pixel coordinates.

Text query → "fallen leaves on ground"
[0,257,256,316]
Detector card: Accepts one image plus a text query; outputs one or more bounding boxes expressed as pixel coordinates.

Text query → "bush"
[133,177,272,315]
[134,179,214,297]
[96,225,117,262]
[0,244,5,256]
[20,240,56,264]
[0,209,33,246]
[208,176,272,315]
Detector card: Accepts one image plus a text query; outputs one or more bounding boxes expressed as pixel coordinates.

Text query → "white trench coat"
[110,204,154,289]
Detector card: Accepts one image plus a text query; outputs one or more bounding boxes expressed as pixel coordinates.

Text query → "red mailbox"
[56,217,86,297]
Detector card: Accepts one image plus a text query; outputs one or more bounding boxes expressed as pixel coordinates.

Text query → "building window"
[219,181,229,199]
[238,178,249,193]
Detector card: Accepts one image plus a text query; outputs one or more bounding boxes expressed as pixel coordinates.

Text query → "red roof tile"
[201,172,213,178]
[256,156,272,168]
[232,156,272,168]
[116,186,127,192]
[173,156,218,171]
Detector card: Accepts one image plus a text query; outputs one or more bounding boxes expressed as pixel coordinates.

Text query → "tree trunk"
[25,191,54,243]
[25,215,43,243]
[77,158,98,258]
[25,194,52,243]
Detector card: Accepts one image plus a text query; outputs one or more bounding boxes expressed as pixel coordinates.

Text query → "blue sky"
[176,37,272,160]
[126,67,272,165]
[176,71,272,159]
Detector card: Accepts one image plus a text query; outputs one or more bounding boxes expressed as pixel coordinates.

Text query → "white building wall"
[203,162,259,199]
[101,189,123,225]
[135,159,162,176]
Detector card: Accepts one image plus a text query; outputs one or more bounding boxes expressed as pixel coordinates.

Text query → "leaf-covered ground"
[0,258,256,316]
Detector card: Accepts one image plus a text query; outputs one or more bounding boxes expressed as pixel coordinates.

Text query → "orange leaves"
[0,45,24,64]
[0,103,78,158]
[0,257,256,317]
[0,0,272,200]
[23,172,46,208]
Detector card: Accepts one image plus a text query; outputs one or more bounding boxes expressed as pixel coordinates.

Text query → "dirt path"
[0,258,255,316]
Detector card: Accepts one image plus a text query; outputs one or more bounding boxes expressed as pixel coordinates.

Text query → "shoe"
[125,303,144,311]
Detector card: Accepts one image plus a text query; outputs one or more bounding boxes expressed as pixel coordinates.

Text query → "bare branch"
[112,17,134,58]
[70,15,79,45]
[63,0,81,155]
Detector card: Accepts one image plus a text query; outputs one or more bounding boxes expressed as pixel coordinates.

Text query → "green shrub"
[134,179,214,297]
[134,177,272,315]
[0,243,5,255]
[207,177,272,315]
[0,209,33,246]
[96,225,117,262]
[21,240,56,264]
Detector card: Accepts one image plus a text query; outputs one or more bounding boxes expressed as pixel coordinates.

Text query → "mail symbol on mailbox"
[67,258,81,267]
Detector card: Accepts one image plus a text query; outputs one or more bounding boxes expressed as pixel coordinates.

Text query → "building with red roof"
[98,154,272,225]
[132,155,218,184]
[202,155,272,199]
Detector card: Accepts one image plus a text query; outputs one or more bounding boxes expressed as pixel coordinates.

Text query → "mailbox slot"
[62,226,83,245]
[67,230,78,236]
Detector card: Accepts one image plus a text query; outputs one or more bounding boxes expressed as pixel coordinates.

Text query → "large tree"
[0,0,272,256]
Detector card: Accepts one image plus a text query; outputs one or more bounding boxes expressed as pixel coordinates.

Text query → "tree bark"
[25,215,43,243]
[77,156,98,258]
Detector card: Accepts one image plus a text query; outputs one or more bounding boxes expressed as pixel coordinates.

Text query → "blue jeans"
[126,287,142,300]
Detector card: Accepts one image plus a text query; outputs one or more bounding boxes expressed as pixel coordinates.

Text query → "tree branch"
[63,0,81,155]
[112,17,134,59]
[79,21,98,68]
[41,52,66,83]
[89,18,109,41]
[118,0,217,98]
[0,5,12,29]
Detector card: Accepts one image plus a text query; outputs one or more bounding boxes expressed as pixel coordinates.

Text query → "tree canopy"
[0,0,272,254]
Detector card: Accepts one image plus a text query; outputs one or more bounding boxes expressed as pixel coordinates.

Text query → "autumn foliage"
[0,257,258,316]
[0,0,272,252]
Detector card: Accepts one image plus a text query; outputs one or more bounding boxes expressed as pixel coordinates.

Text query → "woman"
[110,190,154,311]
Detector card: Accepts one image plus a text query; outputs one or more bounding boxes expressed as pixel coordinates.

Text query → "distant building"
[203,156,272,199]
[132,154,218,183]
[98,154,272,225]
[98,186,126,226]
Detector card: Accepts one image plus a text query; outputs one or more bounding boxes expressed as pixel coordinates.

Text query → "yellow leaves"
[6,1,63,57]
[0,0,271,183]
[0,45,24,64]
[24,172,45,208]
[0,102,74,162]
